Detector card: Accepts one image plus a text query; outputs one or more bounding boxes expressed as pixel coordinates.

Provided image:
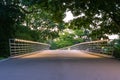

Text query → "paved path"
[0,50,120,80]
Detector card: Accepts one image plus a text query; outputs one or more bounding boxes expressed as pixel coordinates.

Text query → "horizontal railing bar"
[59,40,109,50]
[9,39,50,46]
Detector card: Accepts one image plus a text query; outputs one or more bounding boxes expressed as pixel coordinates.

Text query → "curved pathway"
[0,50,120,80]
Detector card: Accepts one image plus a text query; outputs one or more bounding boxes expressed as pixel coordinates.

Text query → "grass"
[0,57,5,60]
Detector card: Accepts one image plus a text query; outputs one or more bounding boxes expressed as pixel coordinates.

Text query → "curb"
[0,58,10,62]
[84,51,114,58]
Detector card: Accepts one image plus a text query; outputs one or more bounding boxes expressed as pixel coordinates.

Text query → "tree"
[0,0,24,57]
[0,0,31,57]
[15,25,40,41]
[25,11,65,42]
[33,0,120,39]
[50,29,84,49]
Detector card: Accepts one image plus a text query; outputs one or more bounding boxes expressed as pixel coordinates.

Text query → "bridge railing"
[59,40,114,55]
[9,39,50,56]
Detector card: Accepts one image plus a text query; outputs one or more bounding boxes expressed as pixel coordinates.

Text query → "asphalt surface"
[0,50,120,80]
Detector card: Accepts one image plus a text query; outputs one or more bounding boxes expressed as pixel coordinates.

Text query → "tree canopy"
[33,0,120,35]
[50,29,84,49]
[19,0,120,40]
[0,0,120,57]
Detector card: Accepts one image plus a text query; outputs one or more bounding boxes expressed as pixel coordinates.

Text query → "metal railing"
[59,40,114,55]
[9,39,50,56]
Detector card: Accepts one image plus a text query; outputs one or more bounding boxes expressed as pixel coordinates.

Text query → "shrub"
[112,39,120,59]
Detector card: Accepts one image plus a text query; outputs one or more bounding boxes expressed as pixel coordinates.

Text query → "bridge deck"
[0,50,120,80]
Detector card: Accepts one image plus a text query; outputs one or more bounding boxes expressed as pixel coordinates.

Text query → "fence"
[9,39,50,56]
[59,40,114,55]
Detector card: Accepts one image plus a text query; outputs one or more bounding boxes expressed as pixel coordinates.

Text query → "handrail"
[74,39,109,45]
[59,40,113,55]
[59,40,109,49]
[9,39,50,56]
[12,39,50,46]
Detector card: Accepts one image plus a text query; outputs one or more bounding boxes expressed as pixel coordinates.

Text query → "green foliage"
[50,29,84,49]
[0,57,4,60]
[24,7,65,42]
[33,0,120,39]
[15,25,38,41]
[112,39,120,58]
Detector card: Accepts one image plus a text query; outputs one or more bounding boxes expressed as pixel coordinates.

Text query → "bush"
[112,39,120,59]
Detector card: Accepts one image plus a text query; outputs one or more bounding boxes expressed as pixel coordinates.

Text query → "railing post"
[9,39,12,56]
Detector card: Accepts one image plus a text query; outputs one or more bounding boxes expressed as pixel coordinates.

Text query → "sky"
[108,35,119,40]
[63,11,119,40]
[63,11,74,22]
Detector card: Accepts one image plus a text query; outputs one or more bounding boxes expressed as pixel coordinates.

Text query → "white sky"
[63,11,85,22]
[108,35,119,40]
[63,11,74,22]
